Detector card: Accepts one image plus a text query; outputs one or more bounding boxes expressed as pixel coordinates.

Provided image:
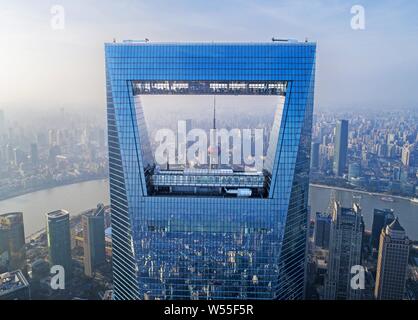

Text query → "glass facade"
[333,119,349,176]
[105,42,316,300]
[46,210,72,280]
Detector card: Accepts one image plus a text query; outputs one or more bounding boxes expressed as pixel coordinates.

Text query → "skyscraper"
[401,144,412,167]
[374,218,410,300]
[46,210,72,279]
[333,120,348,176]
[324,201,364,300]
[348,162,361,180]
[105,41,316,300]
[0,212,26,272]
[310,142,320,170]
[371,209,395,250]
[314,212,331,249]
[82,204,106,277]
[30,143,39,167]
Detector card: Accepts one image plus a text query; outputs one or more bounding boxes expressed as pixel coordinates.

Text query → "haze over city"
[1,0,418,307]
[1,0,418,117]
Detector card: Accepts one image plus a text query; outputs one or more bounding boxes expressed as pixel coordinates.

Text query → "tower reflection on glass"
[105,41,316,300]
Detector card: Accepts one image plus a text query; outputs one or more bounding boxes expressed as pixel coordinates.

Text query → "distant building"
[102,290,113,300]
[48,129,60,147]
[374,218,410,300]
[348,162,361,180]
[82,204,106,277]
[401,144,412,167]
[387,133,395,145]
[310,142,320,169]
[371,209,395,250]
[104,227,112,259]
[30,259,50,281]
[378,144,388,158]
[0,212,26,272]
[333,120,348,177]
[103,205,111,229]
[392,166,401,181]
[13,148,26,166]
[46,210,72,279]
[308,219,315,239]
[314,212,331,249]
[0,270,30,300]
[30,143,39,166]
[324,201,364,300]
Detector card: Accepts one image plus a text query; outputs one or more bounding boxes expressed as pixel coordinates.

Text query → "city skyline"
[1,0,418,113]
[1,1,418,304]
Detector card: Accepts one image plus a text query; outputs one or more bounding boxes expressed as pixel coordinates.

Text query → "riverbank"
[2,176,415,204]
[310,183,415,202]
[0,179,110,237]
[2,178,417,240]
[0,175,107,202]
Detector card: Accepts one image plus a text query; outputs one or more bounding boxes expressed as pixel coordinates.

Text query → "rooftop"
[82,203,105,218]
[0,270,29,297]
[0,212,23,225]
[46,209,69,219]
[385,217,407,240]
[0,212,23,219]
[388,217,405,232]
[106,39,316,46]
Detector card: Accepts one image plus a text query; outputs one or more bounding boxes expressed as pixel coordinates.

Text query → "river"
[0,180,110,238]
[0,180,417,240]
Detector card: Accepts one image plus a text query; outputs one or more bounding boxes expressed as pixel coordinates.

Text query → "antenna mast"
[213,95,216,131]
[210,96,217,170]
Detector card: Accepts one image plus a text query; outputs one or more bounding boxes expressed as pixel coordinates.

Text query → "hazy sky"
[1,0,418,116]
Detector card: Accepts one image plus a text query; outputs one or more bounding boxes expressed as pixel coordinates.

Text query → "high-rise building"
[333,120,348,176]
[314,212,331,249]
[48,129,60,147]
[374,218,410,300]
[348,162,361,180]
[30,143,39,166]
[401,144,412,167]
[105,41,316,300]
[46,210,72,279]
[0,212,26,272]
[371,209,395,250]
[37,132,48,149]
[310,142,320,170]
[0,270,30,300]
[82,204,106,277]
[324,201,364,300]
[13,148,27,166]
[392,166,401,181]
